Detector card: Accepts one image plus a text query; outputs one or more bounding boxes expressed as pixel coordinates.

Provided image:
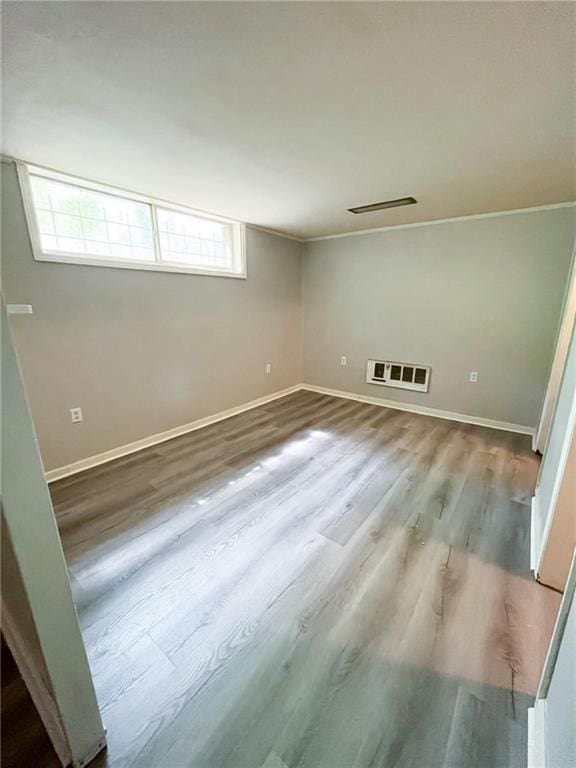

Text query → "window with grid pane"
[22,165,246,277]
[30,175,155,262]
[156,208,232,270]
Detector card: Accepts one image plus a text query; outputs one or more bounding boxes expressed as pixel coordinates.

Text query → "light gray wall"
[2,161,303,472]
[303,209,576,427]
[4,151,576,473]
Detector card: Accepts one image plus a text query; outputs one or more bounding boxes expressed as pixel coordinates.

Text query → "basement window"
[17,164,246,278]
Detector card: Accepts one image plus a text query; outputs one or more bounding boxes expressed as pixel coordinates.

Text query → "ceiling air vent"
[366,359,430,393]
[348,197,417,214]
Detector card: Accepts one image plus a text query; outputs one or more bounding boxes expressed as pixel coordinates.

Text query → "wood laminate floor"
[50,391,561,768]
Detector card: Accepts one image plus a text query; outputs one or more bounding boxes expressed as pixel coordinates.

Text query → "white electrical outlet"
[340,356,347,366]
[469,371,478,383]
[70,407,83,423]
[265,363,271,375]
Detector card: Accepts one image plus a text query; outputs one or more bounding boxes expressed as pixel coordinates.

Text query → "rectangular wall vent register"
[366,359,431,392]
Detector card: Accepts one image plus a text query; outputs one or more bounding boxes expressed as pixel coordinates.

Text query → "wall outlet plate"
[70,407,83,423]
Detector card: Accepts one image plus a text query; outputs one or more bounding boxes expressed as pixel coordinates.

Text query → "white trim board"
[537,551,576,700]
[527,701,547,768]
[530,496,539,573]
[246,223,304,244]
[304,201,576,242]
[535,240,576,454]
[301,384,535,435]
[45,385,302,483]
[45,383,534,483]
[534,397,576,575]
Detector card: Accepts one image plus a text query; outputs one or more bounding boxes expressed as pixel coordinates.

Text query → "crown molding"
[304,201,576,243]
[246,223,304,243]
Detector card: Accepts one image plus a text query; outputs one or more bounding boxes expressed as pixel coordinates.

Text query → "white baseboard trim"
[45,382,535,483]
[45,384,303,483]
[530,495,539,573]
[301,384,535,436]
[527,700,547,768]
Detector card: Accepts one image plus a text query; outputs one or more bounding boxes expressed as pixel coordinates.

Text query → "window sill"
[32,251,247,279]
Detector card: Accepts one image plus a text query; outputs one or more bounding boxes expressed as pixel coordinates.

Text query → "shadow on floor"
[1,635,60,768]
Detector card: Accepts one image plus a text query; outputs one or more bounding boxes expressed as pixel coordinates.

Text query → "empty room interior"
[2,2,576,768]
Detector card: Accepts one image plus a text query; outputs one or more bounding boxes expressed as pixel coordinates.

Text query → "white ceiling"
[2,2,575,240]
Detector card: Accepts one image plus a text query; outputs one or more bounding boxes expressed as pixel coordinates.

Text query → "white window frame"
[16,162,247,279]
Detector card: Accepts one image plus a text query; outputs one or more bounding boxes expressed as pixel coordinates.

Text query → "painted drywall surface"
[545,588,575,768]
[535,321,576,560]
[3,3,576,239]
[1,162,303,471]
[303,208,576,427]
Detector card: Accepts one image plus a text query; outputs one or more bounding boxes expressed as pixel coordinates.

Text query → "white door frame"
[528,552,576,768]
[2,306,106,767]
[535,401,576,579]
[535,240,576,453]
